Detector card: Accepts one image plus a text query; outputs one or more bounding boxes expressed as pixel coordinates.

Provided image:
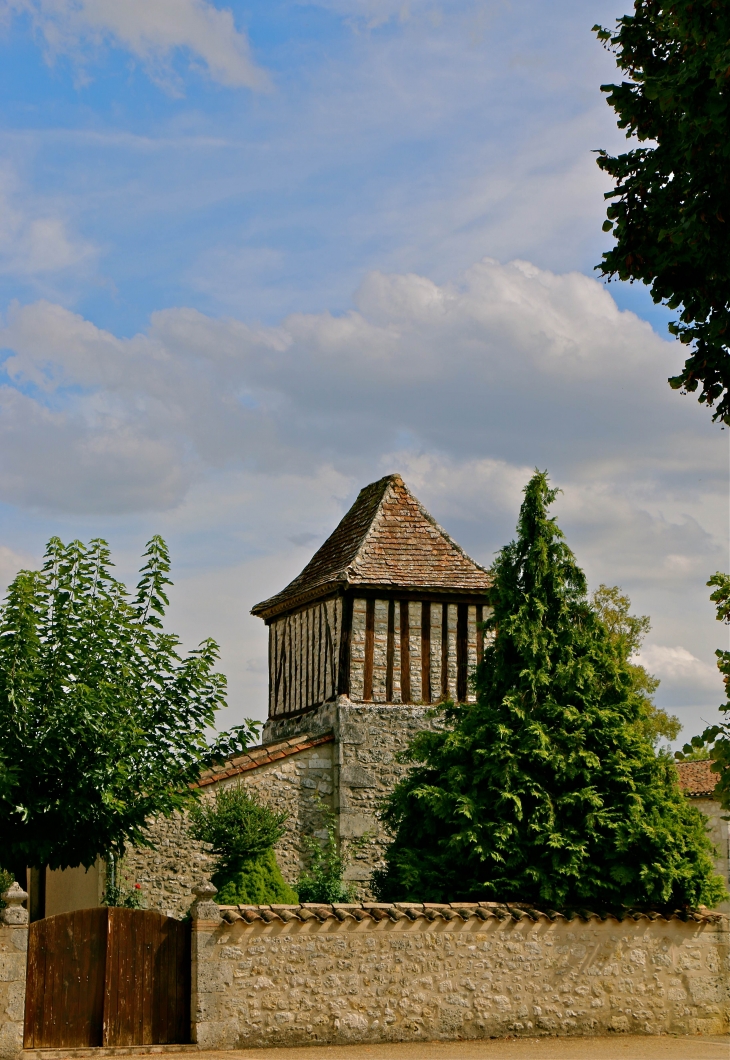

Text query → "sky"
[0,0,727,743]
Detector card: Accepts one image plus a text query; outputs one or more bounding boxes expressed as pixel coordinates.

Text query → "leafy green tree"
[591,584,680,745]
[675,572,730,805]
[594,2,730,423]
[0,536,257,878]
[373,472,726,910]
[189,786,297,904]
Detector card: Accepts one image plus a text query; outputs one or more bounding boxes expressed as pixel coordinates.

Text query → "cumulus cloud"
[2,0,268,91]
[637,645,722,694]
[0,257,719,512]
[0,256,724,728]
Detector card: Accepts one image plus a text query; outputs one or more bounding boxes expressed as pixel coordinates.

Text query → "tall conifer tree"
[374,472,725,910]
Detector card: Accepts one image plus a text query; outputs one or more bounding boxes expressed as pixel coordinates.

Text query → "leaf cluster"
[594,2,730,422]
[0,868,13,910]
[373,472,726,911]
[189,786,288,873]
[0,536,259,871]
[591,584,680,744]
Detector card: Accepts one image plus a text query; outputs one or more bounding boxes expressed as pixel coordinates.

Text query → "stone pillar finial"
[190,879,221,922]
[1,881,29,925]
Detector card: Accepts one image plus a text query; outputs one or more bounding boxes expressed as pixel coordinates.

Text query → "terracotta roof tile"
[676,759,719,798]
[252,473,490,620]
[196,732,334,788]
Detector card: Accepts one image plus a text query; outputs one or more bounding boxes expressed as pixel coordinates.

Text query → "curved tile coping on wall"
[217,901,728,925]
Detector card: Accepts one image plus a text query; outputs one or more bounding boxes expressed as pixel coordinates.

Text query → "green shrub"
[297,811,355,904]
[215,848,298,905]
[189,786,296,904]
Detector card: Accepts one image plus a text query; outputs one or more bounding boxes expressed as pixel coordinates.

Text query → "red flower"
[134,884,141,889]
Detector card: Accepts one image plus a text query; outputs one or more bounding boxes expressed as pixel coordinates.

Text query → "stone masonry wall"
[335,701,442,895]
[191,905,729,1050]
[0,923,27,1059]
[123,738,337,918]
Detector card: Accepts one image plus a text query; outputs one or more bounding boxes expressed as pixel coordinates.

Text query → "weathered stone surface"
[340,764,378,788]
[0,923,27,1059]
[191,910,729,1049]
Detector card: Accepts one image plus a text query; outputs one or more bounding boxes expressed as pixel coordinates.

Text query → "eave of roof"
[197,732,334,788]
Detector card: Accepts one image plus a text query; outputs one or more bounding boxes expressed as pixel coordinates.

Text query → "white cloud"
[637,645,723,696]
[0,257,718,514]
[2,0,268,91]
[0,256,725,731]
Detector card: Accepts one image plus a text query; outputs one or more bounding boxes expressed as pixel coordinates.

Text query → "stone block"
[341,764,377,788]
[0,956,24,984]
[339,813,377,838]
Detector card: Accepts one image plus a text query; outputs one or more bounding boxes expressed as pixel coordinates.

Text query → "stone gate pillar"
[0,882,28,1060]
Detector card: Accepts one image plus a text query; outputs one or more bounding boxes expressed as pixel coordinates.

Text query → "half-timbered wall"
[268,598,343,717]
[268,595,488,717]
[349,598,485,705]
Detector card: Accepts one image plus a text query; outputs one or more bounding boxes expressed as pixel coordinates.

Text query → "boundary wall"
[190,899,730,1050]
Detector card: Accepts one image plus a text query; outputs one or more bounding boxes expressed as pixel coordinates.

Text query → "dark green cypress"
[374,472,726,911]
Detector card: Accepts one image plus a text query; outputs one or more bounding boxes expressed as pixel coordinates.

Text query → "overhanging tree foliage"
[373,472,726,910]
[0,536,258,877]
[594,2,730,422]
[591,584,680,745]
[675,572,730,807]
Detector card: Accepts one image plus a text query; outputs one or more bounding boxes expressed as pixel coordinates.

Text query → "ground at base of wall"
[25,1035,730,1060]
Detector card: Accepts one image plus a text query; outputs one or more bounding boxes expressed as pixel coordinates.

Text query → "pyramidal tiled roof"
[252,474,491,620]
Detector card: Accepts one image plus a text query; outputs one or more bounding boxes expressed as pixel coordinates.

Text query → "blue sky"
[0,0,726,741]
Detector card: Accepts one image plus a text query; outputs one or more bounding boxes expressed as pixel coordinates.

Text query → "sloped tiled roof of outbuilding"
[252,473,491,620]
[676,759,719,797]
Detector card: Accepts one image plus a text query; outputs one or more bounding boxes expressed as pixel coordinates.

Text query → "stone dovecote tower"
[250,474,491,894]
[253,473,491,723]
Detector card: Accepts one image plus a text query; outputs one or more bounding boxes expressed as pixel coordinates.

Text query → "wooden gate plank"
[141,909,155,1044]
[23,908,107,1049]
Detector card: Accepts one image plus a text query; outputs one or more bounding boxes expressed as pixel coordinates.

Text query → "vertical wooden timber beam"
[386,599,395,702]
[316,603,323,706]
[337,594,353,696]
[286,615,293,713]
[421,601,431,704]
[304,607,311,710]
[363,598,375,701]
[268,624,273,717]
[400,601,411,703]
[457,603,468,702]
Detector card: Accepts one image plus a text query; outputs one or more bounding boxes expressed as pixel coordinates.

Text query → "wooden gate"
[24,907,190,1049]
